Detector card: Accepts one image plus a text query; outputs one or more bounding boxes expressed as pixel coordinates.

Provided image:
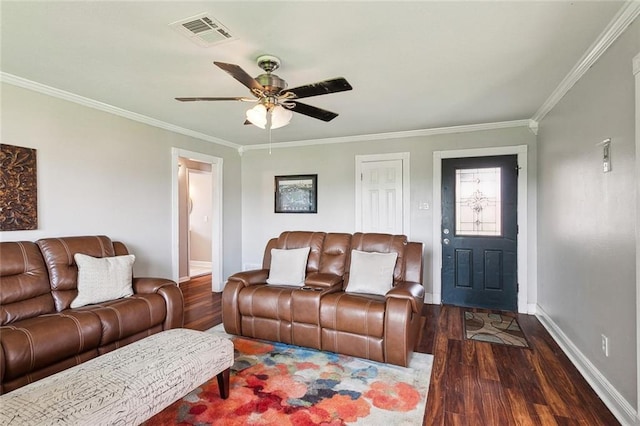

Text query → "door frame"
[171,148,224,292]
[634,50,639,422]
[433,145,529,313]
[355,152,411,237]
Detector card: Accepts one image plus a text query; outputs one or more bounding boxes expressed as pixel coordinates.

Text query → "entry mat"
[463,311,530,348]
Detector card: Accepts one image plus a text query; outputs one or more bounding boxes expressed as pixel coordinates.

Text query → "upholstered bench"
[0,328,234,425]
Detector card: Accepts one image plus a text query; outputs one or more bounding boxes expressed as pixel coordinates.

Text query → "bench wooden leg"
[216,367,230,399]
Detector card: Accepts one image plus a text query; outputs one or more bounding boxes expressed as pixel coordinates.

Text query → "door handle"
[443,238,450,245]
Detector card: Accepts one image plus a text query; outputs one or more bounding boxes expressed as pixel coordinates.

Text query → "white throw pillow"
[345,250,398,296]
[71,253,135,308]
[266,247,311,286]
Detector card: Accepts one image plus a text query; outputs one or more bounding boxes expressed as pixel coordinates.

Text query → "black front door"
[441,155,518,311]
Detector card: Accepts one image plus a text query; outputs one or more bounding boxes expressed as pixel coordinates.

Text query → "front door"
[441,155,518,311]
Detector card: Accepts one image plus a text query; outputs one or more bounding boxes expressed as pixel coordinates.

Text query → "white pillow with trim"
[345,250,398,296]
[266,247,311,286]
[71,253,135,308]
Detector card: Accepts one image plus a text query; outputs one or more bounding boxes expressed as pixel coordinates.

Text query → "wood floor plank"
[460,363,483,421]
[505,387,536,426]
[475,342,501,382]
[534,403,559,426]
[181,278,620,425]
[479,378,516,425]
[444,339,465,414]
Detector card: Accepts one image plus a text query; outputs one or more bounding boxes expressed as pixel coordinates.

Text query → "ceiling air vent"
[170,13,236,47]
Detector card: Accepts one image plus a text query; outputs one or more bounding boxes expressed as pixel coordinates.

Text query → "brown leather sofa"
[223,231,424,367]
[0,235,184,394]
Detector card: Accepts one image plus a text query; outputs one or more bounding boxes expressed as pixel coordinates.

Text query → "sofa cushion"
[37,236,116,311]
[345,250,398,296]
[71,254,135,308]
[319,292,385,338]
[350,233,407,282]
[0,242,55,325]
[0,311,102,382]
[272,231,326,273]
[266,247,310,286]
[318,233,352,276]
[88,294,168,346]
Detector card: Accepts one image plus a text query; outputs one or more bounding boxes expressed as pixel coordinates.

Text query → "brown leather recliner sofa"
[0,235,184,394]
[223,231,424,367]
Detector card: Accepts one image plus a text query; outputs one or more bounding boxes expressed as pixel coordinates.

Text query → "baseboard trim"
[178,276,191,284]
[535,305,638,425]
[190,260,212,268]
[527,303,537,315]
[424,293,434,304]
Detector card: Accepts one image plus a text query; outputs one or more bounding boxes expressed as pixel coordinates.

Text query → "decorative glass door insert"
[455,167,501,236]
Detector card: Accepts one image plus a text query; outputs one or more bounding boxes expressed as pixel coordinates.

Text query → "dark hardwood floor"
[182,276,619,425]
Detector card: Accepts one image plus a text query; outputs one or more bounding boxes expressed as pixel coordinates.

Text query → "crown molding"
[0,72,242,151]
[532,1,640,123]
[239,119,532,152]
[2,71,530,153]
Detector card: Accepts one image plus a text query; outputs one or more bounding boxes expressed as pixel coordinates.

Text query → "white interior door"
[360,159,404,234]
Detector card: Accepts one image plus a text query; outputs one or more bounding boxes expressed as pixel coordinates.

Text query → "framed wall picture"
[274,174,317,213]
[0,144,38,231]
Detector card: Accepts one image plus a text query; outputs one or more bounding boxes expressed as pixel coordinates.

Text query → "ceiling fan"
[176,55,353,129]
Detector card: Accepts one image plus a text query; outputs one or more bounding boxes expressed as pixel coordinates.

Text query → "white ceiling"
[0,1,628,147]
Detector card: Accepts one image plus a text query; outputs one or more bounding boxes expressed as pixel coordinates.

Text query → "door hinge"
[516,165,521,176]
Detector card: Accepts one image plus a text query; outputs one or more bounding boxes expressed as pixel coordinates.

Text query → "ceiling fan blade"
[284,77,352,99]
[175,97,252,102]
[214,62,264,95]
[290,101,339,122]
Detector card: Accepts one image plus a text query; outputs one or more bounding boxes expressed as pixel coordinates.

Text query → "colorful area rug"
[144,327,433,425]
[463,311,529,348]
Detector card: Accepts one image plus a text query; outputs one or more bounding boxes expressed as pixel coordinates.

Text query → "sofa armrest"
[133,278,184,329]
[304,272,343,289]
[227,269,269,287]
[222,270,269,336]
[385,281,425,314]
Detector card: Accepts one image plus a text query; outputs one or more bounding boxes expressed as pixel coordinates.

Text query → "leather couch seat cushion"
[1,242,55,325]
[1,311,102,381]
[319,292,385,338]
[87,294,168,346]
[238,285,294,321]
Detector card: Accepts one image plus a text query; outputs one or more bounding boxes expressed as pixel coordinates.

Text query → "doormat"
[144,326,433,425]
[463,311,529,348]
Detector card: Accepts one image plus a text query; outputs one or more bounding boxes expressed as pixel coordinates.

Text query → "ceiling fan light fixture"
[270,105,293,129]
[246,103,267,129]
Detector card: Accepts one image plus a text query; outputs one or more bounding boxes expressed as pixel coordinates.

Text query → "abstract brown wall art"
[0,144,38,231]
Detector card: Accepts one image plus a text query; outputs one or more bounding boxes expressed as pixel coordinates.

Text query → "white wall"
[188,169,213,262]
[240,126,537,301]
[537,18,638,412]
[0,83,242,280]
